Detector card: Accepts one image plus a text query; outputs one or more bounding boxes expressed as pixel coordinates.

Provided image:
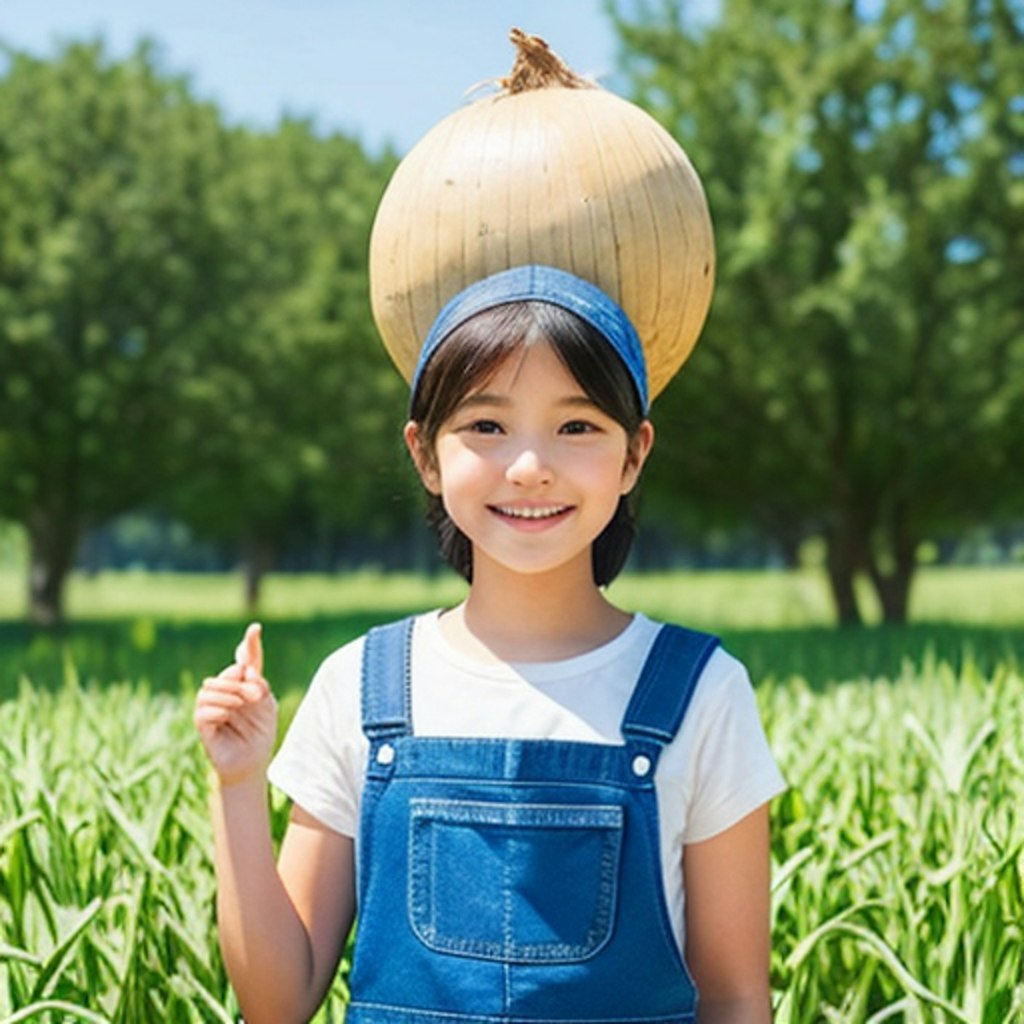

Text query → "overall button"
[377,743,396,766]
[632,754,652,778]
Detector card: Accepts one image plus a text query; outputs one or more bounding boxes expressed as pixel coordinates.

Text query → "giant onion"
[369,28,714,400]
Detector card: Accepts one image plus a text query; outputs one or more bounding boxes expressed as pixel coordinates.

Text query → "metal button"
[632,754,652,777]
[376,743,395,766]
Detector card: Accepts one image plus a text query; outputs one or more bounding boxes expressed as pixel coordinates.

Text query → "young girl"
[195,265,786,1024]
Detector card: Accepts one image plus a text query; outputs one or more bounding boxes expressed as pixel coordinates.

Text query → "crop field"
[1,567,1022,1021]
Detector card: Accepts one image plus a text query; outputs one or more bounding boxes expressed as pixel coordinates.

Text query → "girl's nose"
[506,445,553,486]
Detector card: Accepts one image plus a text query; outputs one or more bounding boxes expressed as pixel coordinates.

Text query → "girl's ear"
[404,421,442,495]
[621,420,655,495]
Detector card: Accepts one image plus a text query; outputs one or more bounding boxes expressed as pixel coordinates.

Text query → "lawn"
[1,566,1022,1021]
[0,566,1021,697]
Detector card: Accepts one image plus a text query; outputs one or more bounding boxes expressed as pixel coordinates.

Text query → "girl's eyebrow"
[457,392,599,411]
[457,393,511,409]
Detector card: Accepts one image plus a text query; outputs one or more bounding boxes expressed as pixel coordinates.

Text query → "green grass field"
[1,567,1023,1021]
[2,564,1021,626]
[0,566,1021,698]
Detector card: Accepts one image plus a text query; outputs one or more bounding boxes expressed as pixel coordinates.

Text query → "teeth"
[496,505,567,520]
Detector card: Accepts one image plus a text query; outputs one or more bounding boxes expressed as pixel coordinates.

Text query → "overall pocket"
[408,798,623,964]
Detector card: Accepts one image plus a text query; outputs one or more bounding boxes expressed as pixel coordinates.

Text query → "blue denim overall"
[346,617,720,1024]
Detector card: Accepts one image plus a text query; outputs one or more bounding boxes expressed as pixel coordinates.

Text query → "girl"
[195,265,786,1024]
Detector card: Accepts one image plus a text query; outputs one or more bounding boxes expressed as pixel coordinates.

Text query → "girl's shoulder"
[641,616,756,718]
[642,615,749,678]
[312,610,442,687]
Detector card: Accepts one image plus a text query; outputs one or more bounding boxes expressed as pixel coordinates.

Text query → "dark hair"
[409,301,647,586]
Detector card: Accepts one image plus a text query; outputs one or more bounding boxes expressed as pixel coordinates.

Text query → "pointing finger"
[234,622,263,675]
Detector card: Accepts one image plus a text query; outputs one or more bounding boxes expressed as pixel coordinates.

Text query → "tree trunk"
[865,504,917,624]
[242,535,277,616]
[871,563,914,623]
[824,496,867,626]
[27,506,80,628]
[825,529,863,625]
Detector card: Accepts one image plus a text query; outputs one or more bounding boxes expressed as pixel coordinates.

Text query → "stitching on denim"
[622,627,720,743]
[404,776,633,792]
[407,799,624,964]
[623,628,675,736]
[358,779,386,906]
[634,783,690,970]
[412,799,624,829]
[388,737,642,787]
[429,811,439,945]
[630,632,681,738]
[408,808,428,945]
[347,1000,696,1023]
[502,846,514,973]
[402,614,414,731]
[361,619,415,740]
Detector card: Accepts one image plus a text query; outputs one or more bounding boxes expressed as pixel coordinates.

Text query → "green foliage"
[0,569,468,701]
[767,660,1024,1021]
[0,38,404,624]
[0,39,232,513]
[0,566,1021,701]
[4,612,1023,709]
[611,0,1024,622]
[0,674,350,1020]
[0,568,1020,1018]
[166,120,410,567]
[0,678,229,1020]
[0,38,239,624]
[4,16,1021,629]
[2,655,1022,1019]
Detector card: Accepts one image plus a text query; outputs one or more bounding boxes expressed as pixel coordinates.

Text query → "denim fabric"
[409,799,622,963]
[347,619,719,1024]
[410,266,650,413]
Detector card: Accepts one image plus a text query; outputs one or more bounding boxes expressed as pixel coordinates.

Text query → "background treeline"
[2,0,1023,628]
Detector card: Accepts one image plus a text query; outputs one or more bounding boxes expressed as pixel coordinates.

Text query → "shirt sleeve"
[680,650,787,844]
[266,637,368,838]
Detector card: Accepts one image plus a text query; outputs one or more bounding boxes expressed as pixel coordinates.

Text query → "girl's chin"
[470,545,597,582]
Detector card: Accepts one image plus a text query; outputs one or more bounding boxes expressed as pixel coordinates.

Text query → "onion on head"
[370,28,715,401]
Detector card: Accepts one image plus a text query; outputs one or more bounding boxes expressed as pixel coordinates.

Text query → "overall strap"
[621,624,720,749]
[360,616,415,740]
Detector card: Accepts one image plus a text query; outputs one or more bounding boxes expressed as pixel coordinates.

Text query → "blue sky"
[1,0,627,154]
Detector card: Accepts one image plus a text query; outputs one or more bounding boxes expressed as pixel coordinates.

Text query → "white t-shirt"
[268,611,786,952]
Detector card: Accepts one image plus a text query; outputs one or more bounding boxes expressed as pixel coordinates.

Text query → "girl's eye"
[468,419,503,434]
[560,420,599,435]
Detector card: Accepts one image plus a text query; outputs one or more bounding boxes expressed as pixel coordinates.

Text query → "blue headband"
[411,265,649,413]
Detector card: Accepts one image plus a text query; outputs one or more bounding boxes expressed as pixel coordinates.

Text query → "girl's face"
[405,339,654,583]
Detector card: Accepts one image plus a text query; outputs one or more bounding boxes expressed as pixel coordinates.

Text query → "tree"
[0,39,236,625]
[611,0,1024,622]
[164,120,412,612]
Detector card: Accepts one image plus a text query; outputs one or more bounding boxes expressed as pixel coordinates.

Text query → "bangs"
[410,302,643,447]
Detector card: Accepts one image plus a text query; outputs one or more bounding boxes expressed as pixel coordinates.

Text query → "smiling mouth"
[491,504,572,520]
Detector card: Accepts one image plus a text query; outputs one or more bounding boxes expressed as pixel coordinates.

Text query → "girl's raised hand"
[194,622,279,788]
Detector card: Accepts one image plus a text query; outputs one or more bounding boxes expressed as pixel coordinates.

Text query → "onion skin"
[369,30,715,401]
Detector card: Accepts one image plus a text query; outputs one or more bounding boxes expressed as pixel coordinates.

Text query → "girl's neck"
[442,554,632,663]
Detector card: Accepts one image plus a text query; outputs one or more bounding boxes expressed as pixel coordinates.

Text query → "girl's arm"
[211,783,354,1023]
[196,625,355,1024]
[683,804,774,1024]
